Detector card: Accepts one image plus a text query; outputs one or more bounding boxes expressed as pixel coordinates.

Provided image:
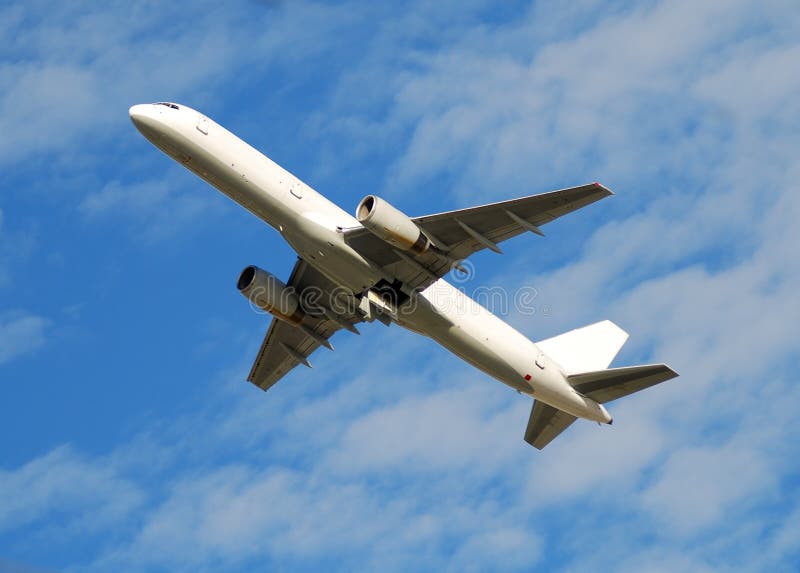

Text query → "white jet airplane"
[130,102,678,449]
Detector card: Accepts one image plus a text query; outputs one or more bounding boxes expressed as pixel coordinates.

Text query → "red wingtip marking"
[524,374,531,381]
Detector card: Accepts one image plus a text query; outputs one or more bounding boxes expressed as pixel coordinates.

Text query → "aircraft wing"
[524,399,578,450]
[247,258,363,391]
[343,183,612,292]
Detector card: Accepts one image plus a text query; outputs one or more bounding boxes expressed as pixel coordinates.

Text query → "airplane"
[129,102,678,449]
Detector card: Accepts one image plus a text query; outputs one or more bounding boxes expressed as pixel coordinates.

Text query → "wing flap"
[524,399,578,450]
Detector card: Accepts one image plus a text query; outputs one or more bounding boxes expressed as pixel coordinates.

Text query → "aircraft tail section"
[525,320,678,450]
[536,320,629,375]
[523,363,678,449]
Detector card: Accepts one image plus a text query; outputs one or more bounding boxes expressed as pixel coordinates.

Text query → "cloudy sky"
[1,0,799,571]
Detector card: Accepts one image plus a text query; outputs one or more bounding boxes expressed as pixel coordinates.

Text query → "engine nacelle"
[237,265,304,325]
[356,195,431,254]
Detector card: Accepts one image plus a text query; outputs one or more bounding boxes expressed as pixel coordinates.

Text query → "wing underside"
[343,183,613,293]
[247,259,363,391]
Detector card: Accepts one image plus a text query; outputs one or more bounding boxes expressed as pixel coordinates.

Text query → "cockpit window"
[155,102,180,110]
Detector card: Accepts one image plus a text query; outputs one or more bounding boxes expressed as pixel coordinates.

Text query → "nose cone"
[129,104,152,128]
[129,103,164,141]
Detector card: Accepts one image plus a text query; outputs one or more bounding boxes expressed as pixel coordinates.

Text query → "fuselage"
[129,102,611,424]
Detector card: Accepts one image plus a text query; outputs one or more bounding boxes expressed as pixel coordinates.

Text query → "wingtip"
[593,182,615,196]
[663,364,680,379]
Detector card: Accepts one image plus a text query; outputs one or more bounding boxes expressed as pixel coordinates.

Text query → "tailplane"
[567,364,679,404]
[524,364,678,449]
[536,320,629,375]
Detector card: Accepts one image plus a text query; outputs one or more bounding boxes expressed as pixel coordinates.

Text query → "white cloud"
[0,445,143,535]
[0,2,247,162]
[307,0,799,210]
[96,453,541,572]
[79,177,216,243]
[0,557,60,573]
[642,444,774,534]
[768,501,800,564]
[0,209,37,288]
[0,0,378,167]
[614,549,717,573]
[0,209,5,285]
[0,311,49,365]
[0,0,392,244]
[448,527,541,573]
[521,403,665,504]
[326,384,526,475]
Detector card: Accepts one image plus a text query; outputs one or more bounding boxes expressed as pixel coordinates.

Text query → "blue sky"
[1,0,799,571]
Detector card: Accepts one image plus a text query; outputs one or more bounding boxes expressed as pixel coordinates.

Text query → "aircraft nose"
[129,103,164,139]
[129,104,151,127]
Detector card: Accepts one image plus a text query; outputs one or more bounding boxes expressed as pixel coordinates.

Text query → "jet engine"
[237,265,304,324]
[356,195,431,254]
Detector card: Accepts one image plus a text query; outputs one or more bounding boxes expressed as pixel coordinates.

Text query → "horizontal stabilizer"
[524,399,577,450]
[537,320,629,375]
[523,364,679,449]
[568,364,679,404]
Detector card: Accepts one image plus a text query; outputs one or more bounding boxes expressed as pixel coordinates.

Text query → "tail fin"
[536,320,629,375]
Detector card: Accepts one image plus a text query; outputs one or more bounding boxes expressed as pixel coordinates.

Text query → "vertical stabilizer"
[536,320,629,375]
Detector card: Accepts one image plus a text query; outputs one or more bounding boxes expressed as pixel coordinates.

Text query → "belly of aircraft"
[396,290,532,394]
[281,226,382,295]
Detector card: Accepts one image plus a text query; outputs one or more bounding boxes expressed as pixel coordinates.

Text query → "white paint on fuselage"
[400,280,611,421]
[129,102,611,424]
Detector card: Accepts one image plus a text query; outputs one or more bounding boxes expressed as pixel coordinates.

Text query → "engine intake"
[356,195,431,254]
[237,265,304,324]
